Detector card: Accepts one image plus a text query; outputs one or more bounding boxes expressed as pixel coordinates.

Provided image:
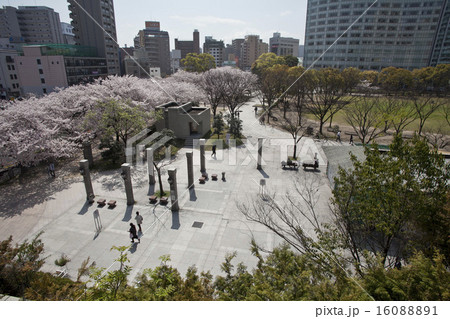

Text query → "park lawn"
[304,96,450,135]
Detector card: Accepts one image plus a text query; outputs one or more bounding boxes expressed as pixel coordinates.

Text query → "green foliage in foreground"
[0,235,448,301]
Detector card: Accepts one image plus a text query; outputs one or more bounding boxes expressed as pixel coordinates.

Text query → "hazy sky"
[10,0,308,48]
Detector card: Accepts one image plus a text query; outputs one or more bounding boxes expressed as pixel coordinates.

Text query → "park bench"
[160,197,168,205]
[303,160,319,171]
[281,160,299,170]
[211,174,218,181]
[149,195,157,203]
[107,200,116,208]
[199,177,206,184]
[97,198,106,206]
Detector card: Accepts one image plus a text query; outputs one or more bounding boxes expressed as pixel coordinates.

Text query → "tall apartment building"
[269,32,300,57]
[232,38,245,67]
[240,35,268,71]
[134,21,171,76]
[68,0,120,75]
[174,29,200,60]
[0,6,63,44]
[0,7,21,40]
[304,0,450,71]
[203,36,225,67]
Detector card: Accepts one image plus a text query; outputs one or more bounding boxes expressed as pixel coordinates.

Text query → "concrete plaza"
[0,99,338,283]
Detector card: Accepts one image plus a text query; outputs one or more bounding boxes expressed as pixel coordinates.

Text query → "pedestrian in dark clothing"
[49,162,55,177]
[254,106,258,115]
[129,223,139,243]
[211,144,216,157]
[349,135,354,145]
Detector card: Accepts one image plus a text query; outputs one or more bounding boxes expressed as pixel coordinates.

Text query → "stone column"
[199,138,206,172]
[146,148,155,185]
[257,138,263,170]
[168,168,180,212]
[83,142,94,168]
[121,163,134,205]
[186,151,194,188]
[79,160,94,202]
[137,144,145,165]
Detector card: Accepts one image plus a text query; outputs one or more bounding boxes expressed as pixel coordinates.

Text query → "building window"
[41,78,45,84]
[37,59,41,65]
[43,88,47,94]
[39,69,44,74]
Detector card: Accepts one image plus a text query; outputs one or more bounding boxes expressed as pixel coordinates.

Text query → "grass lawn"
[304,96,450,135]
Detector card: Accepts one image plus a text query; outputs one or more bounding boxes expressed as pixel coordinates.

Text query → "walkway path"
[0,98,336,284]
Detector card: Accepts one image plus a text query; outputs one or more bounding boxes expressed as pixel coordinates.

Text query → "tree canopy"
[181,53,216,73]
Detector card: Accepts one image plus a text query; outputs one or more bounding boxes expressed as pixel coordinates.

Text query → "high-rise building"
[0,38,20,99]
[175,29,200,61]
[134,21,171,76]
[171,49,181,74]
[303,0,450,71]
[232,38,245,67]
[61,22,75,45]
[203,36,225,67]
[0,6,63,44]
[240,35,268,71]
[269,32,300,57]
[68,0,120,75]
[0,7,21,40]
[429,0,450,66]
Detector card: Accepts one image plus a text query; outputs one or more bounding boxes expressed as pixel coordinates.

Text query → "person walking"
[211,144,216,157]
[135,211,143,233]
[349,135,354,145]
[336,130,341,143]
[49,162,55,177]
[129,223,139,243]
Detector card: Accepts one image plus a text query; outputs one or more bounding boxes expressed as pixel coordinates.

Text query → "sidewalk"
[0,98,335,283]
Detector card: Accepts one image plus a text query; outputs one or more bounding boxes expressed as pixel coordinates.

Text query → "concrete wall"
[16,47,67,96]
[155,102,211,139]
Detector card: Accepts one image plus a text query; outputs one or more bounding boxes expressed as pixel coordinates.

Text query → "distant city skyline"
[10,0,307,48]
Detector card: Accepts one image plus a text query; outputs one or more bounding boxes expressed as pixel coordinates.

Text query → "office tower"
[68,0,120,75]
[0,6,63,44]
[175,29,200,60]
[203,36,225,67]
[240,35,268,71]
[304,0,449,71]
[269,32,300,57]
[429,0,450,66]
[134,21,171,76]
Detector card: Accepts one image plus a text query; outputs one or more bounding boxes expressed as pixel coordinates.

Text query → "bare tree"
[199,69,225,117]
[221,67,258,118]
[385,96,417,135]
[344,93,390,144]
[237,175,342,274]
[410,95,446,135]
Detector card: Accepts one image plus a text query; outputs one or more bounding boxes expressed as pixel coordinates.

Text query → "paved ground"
[0,98,340,283]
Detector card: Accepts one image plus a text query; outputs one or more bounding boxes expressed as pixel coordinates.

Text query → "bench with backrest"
[281,159,298,169]
[303,159,319,171]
